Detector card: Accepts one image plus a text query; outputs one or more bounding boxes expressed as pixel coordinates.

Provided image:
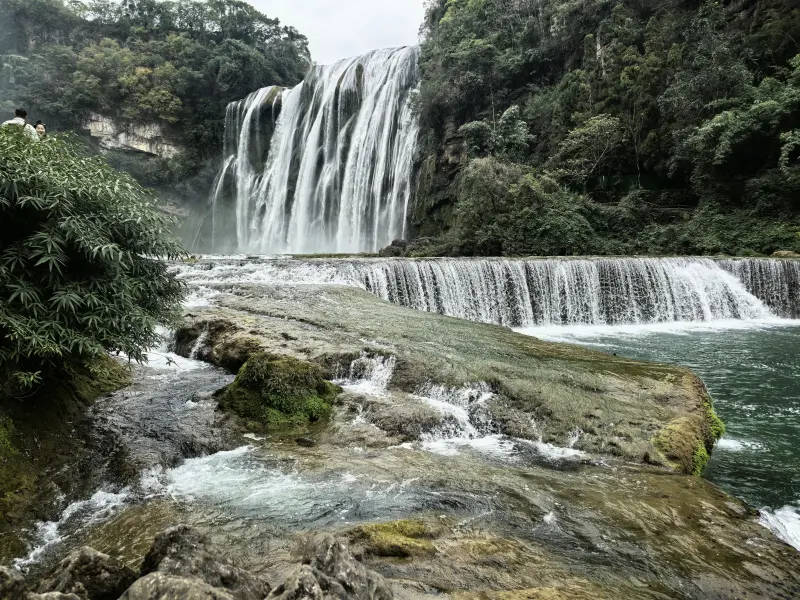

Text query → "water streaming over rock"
[208,47,420,254]
[176,256,800,326]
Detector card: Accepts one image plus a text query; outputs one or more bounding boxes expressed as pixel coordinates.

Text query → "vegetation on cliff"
[0,0,309,192]
[412,0,800,256]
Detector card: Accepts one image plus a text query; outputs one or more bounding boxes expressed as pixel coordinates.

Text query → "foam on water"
[13,490,130,570]
[522,439,586,460]
[518,317,800,343]
[759,506,800,551]
[715,438,765,452]
[159,446,427,526]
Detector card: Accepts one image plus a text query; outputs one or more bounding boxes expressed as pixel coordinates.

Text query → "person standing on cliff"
[2,108,38,140]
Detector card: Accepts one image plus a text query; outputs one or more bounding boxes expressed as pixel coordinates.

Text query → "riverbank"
[3,265,799,599]
[0,357,132,559]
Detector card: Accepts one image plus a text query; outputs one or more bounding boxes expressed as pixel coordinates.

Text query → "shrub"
[0,129,185,393]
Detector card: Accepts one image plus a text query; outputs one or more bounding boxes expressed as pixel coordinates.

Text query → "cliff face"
[408,0,800,257]
[85,114,180,159]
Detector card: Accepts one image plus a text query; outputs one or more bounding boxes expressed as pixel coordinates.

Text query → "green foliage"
[449,158,602,256]
[0,0,310,190]
[0,128,185,392]
[413,0,800,256]
[218,352,340,431]
[549,114,627,187]
[460,105,532,160]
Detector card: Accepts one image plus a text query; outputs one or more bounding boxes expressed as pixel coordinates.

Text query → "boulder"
[269,535,392,600]
[0,566,27,600]
[27,594,82,600]
[216,353,340,432]
[140,526,269,600]
[378,240,407,258]
[118,573,234,600]
[37,547,136,600]
[772,250,800,258]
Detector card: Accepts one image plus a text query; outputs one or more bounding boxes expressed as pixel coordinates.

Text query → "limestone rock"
[269,535,392,600]
[772,250,800,258]
[85,113,179,158]
[27,593,82,600]
[0,566,27,600]
[119,573,234,600]
[38,546,136,600]
[140,526,270,600]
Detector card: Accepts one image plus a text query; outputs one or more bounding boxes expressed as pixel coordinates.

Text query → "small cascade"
[13,490,130,571]
[189,328,209,360]
[335,353,396,396]
[411,383,515,457]
[176,257,800,327]
[720,259,800,318]
[208,47,420,254]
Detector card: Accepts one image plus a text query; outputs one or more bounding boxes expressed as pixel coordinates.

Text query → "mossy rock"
[347,519,439,558]
[217,353,340,431]
[652,392,725,476]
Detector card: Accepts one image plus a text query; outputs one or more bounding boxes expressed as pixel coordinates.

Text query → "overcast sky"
[251,0,426,65]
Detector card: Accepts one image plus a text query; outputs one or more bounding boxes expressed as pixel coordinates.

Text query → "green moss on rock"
[692,441,711,476]
[706,399,726,440]
[348,519,439,558]
[0,356,131,560]
[653,389,725,476]
[217,353,340,431]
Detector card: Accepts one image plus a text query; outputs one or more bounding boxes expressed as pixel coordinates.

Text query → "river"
[519,320,800,548]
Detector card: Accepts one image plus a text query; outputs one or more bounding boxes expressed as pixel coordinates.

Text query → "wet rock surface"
[37,547,136,600]
[10,528,390,600]
[140,526,270,600]
[86,361,235,475]
[174,283,719,472]
[269,535,392,600]
[0,565,27,598]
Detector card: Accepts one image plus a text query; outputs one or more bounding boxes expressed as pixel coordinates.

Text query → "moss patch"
[347,519,439,558]
[692,441,711,476]
[0,356,130,559]
[217,353,340,431]
[652,389,725,475]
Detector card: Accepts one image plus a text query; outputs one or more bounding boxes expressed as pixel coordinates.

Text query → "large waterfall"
[178,257,800,327]
[208,47,420,254]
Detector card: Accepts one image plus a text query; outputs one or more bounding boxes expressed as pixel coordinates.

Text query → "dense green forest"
[0,0,309,196]
[411,0,800,256]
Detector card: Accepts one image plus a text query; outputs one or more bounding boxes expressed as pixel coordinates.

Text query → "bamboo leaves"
[0,128,186,394]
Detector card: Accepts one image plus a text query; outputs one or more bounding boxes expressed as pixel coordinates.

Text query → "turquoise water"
[520,322,800,511]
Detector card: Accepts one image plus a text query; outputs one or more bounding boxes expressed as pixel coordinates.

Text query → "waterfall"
[176,257,800,327]
[208,47,420,254]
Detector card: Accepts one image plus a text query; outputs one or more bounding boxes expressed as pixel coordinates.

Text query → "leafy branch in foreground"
[0,129,186,394]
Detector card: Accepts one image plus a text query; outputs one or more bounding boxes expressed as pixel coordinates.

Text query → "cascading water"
[208,47,420,254]
[176,256,800,327]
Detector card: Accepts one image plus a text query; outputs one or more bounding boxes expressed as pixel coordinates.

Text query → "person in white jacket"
[2,108,39,140]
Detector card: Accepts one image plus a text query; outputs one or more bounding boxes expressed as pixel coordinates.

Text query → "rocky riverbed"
[3,281,799,599]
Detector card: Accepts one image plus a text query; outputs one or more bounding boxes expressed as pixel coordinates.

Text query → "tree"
[0,129,186,394]
[460,105,532,160]
[550,114,627,187]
